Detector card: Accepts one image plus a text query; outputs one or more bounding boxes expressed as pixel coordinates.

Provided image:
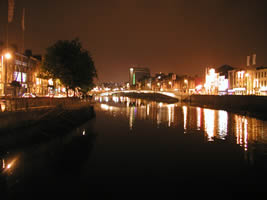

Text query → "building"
[227,53,267,95]
[129,67,150,88]
[254,66,267,95]
[204,68,219,95]
[0,50,49,97]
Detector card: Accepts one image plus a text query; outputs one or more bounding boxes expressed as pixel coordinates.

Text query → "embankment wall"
[190,95,267,119]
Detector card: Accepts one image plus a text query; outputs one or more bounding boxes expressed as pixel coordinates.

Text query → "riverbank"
[0,103,96,150]
[190,94,267,120]
[118,92,178,103]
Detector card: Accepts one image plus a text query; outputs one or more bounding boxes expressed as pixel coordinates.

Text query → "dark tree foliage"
[10,80,21,88]
[43,39,97,95]
[10,81,21,97]
[24,49,32,57]
[216,64,234,78]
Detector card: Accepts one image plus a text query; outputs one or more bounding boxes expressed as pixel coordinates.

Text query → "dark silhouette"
[24,49,33,57]
[43,38,97,97]
[216,64,234,78]
[10,81,22,97]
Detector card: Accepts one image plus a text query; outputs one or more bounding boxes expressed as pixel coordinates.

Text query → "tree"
[24,49,32,57]
[216,64,234,78]
[43,38,97,96]
[10,80,21,97]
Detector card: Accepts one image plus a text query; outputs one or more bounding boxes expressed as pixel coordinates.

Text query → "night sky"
[1,0,267,82]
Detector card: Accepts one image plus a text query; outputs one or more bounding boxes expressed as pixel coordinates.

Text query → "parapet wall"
[190,95,267,114]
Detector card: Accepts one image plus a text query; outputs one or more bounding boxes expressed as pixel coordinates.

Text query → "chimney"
[252,54,256,65]
[247,56,250,66]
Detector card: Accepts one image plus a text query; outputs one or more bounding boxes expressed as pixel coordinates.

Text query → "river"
[2,95,267,195]
[86,96,267,187]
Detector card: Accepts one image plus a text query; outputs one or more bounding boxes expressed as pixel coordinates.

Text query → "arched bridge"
[94,90,190,102]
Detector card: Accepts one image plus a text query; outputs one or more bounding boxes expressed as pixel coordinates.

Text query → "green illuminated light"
[133,74,135,85]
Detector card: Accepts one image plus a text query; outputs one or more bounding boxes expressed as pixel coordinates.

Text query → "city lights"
[204,68,219,94]
[4,52,12,59]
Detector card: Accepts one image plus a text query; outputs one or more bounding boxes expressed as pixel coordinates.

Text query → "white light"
[48,78,53,86]
[233,88,245,91]
[260,86,267,92]
[196,85,202,90]
[209,69,215,74]
[5,52,11,59]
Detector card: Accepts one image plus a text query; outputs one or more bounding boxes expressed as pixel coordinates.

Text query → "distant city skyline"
[1,0,267,82]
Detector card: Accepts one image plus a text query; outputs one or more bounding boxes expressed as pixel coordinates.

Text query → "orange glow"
[204,108,215,141]
[183,106,188,132]
[1,103,6,112]
[5,52,12,59]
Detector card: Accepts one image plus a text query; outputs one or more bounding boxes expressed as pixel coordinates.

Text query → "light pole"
[245,73,249,95]
[184,79,188,94]
[4,52,12,97]
[169,81,172,90]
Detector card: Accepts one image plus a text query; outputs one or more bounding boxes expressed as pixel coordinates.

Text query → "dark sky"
[1,0,267,82]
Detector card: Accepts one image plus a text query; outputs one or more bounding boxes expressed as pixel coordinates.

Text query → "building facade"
[129,67,150,88]
[0,51,49,97]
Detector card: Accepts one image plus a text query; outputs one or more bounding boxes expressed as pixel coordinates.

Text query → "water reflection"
[196,107,201,130]
[204,108,215,141]
[129,106,135,130]
[95,95,267,152]
[167,104,175,127]
[235,116,249,151]
[183,106,188,133]
[218,110,228,140]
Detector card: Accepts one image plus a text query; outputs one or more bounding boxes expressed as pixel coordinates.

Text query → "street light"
[3,52,12,97]
[184,79,188,94]
[168,81,172,90]
[5,52,12,60]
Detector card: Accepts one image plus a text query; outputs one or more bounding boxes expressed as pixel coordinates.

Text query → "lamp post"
[169,81,172,90]
[245,73,249,95]
[4,52,12,97]
[184,79,188,94]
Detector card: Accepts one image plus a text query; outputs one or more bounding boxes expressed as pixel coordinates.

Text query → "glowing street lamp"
[184,79,188,94]
[3,52,12,96]
[168,81,172,89]
[4,52,12,60]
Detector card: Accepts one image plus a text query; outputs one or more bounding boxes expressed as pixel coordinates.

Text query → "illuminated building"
[129,66,150,88]
[204,68,219,94]
[0,50,54,97]
[228,54,267,95]
[0,51,41,96]
[254,66,267,95]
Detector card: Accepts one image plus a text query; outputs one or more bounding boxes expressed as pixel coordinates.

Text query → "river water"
[85,95,267,187]
[3,95,267,195]
[94,95,267,152]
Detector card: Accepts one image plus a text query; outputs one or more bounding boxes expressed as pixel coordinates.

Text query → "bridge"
[93,90,191,102]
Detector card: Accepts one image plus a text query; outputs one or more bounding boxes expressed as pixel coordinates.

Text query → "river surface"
[2,95,267,195]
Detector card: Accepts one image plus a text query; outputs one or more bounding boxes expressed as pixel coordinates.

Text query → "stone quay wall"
[189,95,267,118]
